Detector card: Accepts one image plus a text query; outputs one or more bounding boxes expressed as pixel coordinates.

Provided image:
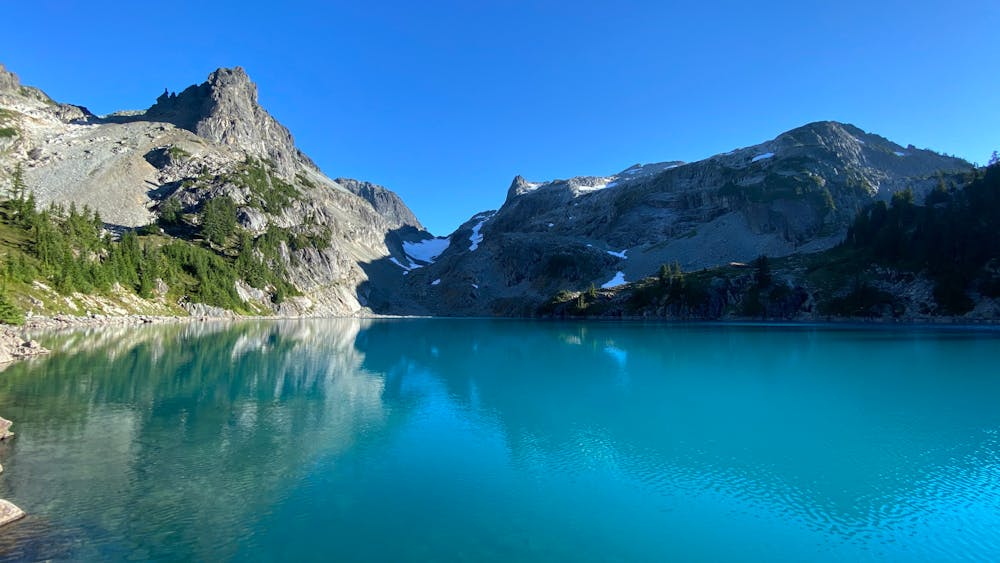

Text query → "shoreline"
[17,311,430,332]
[5,311,999,335]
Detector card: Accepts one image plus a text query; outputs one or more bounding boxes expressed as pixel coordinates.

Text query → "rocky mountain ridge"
[0,63,430,317]
[372,121,972,316]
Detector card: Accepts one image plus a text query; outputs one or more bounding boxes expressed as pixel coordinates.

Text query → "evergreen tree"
[753,255,771,288]
[159,197,182,225]
[201,196,237,247]
[658,264,670,285]
[0,286,24,325]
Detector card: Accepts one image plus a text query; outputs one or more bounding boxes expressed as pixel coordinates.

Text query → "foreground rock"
[0,417,22,528]
[0,499,25,528]
[0,416,12,440]
[0,328,49,364]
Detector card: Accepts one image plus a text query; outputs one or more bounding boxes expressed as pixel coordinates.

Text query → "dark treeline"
[844,159,1000,313]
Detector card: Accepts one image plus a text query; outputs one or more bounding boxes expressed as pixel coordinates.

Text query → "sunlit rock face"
[0,64,433,317]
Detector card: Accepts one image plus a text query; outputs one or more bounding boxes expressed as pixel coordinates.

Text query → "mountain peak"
[145,66,311,177]
[506,175,540,201]
[204,66,256,102]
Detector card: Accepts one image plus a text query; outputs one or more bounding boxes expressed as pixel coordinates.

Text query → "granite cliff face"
[0,64,428,317]
[375,122,972,316]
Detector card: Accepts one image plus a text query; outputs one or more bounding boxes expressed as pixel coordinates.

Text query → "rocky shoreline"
[19,310,412,332]
[22,313,201,331]
[0,331,46,528]
[0,417,25,528]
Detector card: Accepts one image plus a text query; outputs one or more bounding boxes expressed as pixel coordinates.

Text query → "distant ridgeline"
[541,159,1000,321]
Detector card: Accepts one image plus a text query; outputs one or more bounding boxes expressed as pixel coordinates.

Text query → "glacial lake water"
[0,319,998,561]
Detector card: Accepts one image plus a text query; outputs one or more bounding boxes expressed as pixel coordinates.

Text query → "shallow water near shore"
[0,319,998,561]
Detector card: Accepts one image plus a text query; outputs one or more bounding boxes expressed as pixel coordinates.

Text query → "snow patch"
[403,237,450,264]
[601,271,627,289]
[751,152,775,163]
[431,279,441,286]
[390,257,421,272]
[469,221,485,250]
[471,283,479,289]
[576,182,609,193]
[607,249,628,259]
[547,223,554,228]
[894,151,907,157]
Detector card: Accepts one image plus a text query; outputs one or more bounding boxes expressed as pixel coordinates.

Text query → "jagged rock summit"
[143,67,310,178]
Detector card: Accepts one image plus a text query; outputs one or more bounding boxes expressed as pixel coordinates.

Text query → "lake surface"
[0,319,998,561]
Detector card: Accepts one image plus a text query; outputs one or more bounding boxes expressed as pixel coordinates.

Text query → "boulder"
[0,329,50,365]
[0,499,25,528]
[0,416,12,440]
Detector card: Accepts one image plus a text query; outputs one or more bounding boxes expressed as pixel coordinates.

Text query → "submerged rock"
[0,499,25,528]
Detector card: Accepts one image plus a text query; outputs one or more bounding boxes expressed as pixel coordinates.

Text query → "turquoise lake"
[0,319,998,561]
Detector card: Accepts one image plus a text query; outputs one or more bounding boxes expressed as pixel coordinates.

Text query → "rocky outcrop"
[181,302,239,318]
[336,178,423,230]
[0,329,49,364]
[0,63,20,92]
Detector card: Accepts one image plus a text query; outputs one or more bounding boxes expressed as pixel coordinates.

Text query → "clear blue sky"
[3,1,998,234]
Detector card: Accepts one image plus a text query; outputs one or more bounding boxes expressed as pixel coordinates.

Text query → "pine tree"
[0,285,24,326]
[753,255,771,288]
[202,196,237,247]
